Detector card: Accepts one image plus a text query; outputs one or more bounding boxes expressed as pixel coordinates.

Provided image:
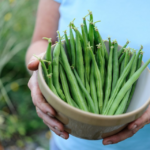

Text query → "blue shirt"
[52,0,150,150]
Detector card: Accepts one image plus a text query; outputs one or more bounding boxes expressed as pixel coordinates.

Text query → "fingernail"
[60,134,65,139]
[106,141,113,145]
[28,59,35,65]
[132,125,137,130]
[47,112,53,117]
[54,126,60,132]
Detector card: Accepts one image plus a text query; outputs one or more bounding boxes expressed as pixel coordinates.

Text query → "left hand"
[103,104,150,145]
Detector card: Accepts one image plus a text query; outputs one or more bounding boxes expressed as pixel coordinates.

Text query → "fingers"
[36,107,63,131]
[28,71,56,116]
[28,71,69,139]
[27,52,45,71]
[36,107,69,139]
[128,105,150,130]
[103,105,150,145]
[45,122,69,139]
[32,89,56,116]
[103,126,142,145]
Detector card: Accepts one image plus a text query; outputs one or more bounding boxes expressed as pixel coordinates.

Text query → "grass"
[0,0,48,147]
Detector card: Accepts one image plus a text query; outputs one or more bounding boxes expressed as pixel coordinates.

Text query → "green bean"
[81,24,91,91]
[129,46,143,77]
[137,51,143,68]
[43,37,52,69]
[113,48,136,113]
[94,27,104,56]
[71,99,79,109]
[108,37,111,52]
[97,43,105,88]
[90,63,99,113]
[102,42,108,64]
[38,58,49,85]
[108,58,150,115]
[52,31,65,101]
[71,22,84,46]
[42,37,56,92]
[47,73,58,96]
[73,69,97,114]
[124,50,143,112]
[89,45,103,113]
[60,65,75,107]
[118,40,130,58]
[94,27,108,63]
[88,10,93,22]
[120,59,125,77]
[119,52,125,65]
[122,48,130,81]
[89,21,94,52]
[69,20,76,68]
[83,14,89,41]
[112,40,119,93]
[85,76,90,94]
[74,27,85,86]
[114,90,130,115]
[63,30,71,64]
[92,21,101,54]
[89,19,101,54]
[103,46,113,111]
[102,52,136,115]
[119,48,130,76]
[60,44,89,112]
[115,50,134,115]
[34,55,59,96]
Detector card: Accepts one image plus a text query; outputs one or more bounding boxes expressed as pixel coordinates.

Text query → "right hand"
[27,53,69,139]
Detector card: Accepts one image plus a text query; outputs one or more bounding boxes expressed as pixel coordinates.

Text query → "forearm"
[25,0,60,67]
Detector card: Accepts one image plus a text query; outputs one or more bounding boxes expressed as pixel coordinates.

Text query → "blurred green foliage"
[0,0,46,143]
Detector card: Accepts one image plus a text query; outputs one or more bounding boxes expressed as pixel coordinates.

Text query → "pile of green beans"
[39,11,150,115]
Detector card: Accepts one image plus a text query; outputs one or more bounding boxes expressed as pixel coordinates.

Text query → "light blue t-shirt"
[52,0,150,150]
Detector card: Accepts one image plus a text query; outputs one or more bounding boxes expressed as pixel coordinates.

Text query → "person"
[26,0,150,149]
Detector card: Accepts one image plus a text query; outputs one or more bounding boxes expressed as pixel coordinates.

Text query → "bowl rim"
[38,41,150,125]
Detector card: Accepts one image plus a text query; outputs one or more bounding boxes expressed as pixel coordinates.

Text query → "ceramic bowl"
[38,41,150,140]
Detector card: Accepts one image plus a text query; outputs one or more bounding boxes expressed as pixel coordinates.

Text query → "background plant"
[0,0,47,146]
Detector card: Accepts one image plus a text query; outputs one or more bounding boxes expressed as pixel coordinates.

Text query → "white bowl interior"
[127,66,150,112]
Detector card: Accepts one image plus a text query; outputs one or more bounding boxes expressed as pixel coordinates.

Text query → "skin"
[26,0,150,145]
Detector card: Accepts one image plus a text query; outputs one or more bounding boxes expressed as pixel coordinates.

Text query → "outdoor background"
[0,0,50,149]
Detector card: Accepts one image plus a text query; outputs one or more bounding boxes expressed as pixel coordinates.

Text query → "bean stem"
[118,40,130,58]
[63,30,71,64]
[69,20,76,68]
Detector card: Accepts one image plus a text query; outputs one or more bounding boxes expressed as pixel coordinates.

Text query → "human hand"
[27,53,69,139]
[103,104,150,145]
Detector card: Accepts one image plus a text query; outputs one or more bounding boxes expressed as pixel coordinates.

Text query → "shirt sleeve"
[54,0,62,3]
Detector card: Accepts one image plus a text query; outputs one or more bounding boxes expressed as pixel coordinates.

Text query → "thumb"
[27,52,45,71]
